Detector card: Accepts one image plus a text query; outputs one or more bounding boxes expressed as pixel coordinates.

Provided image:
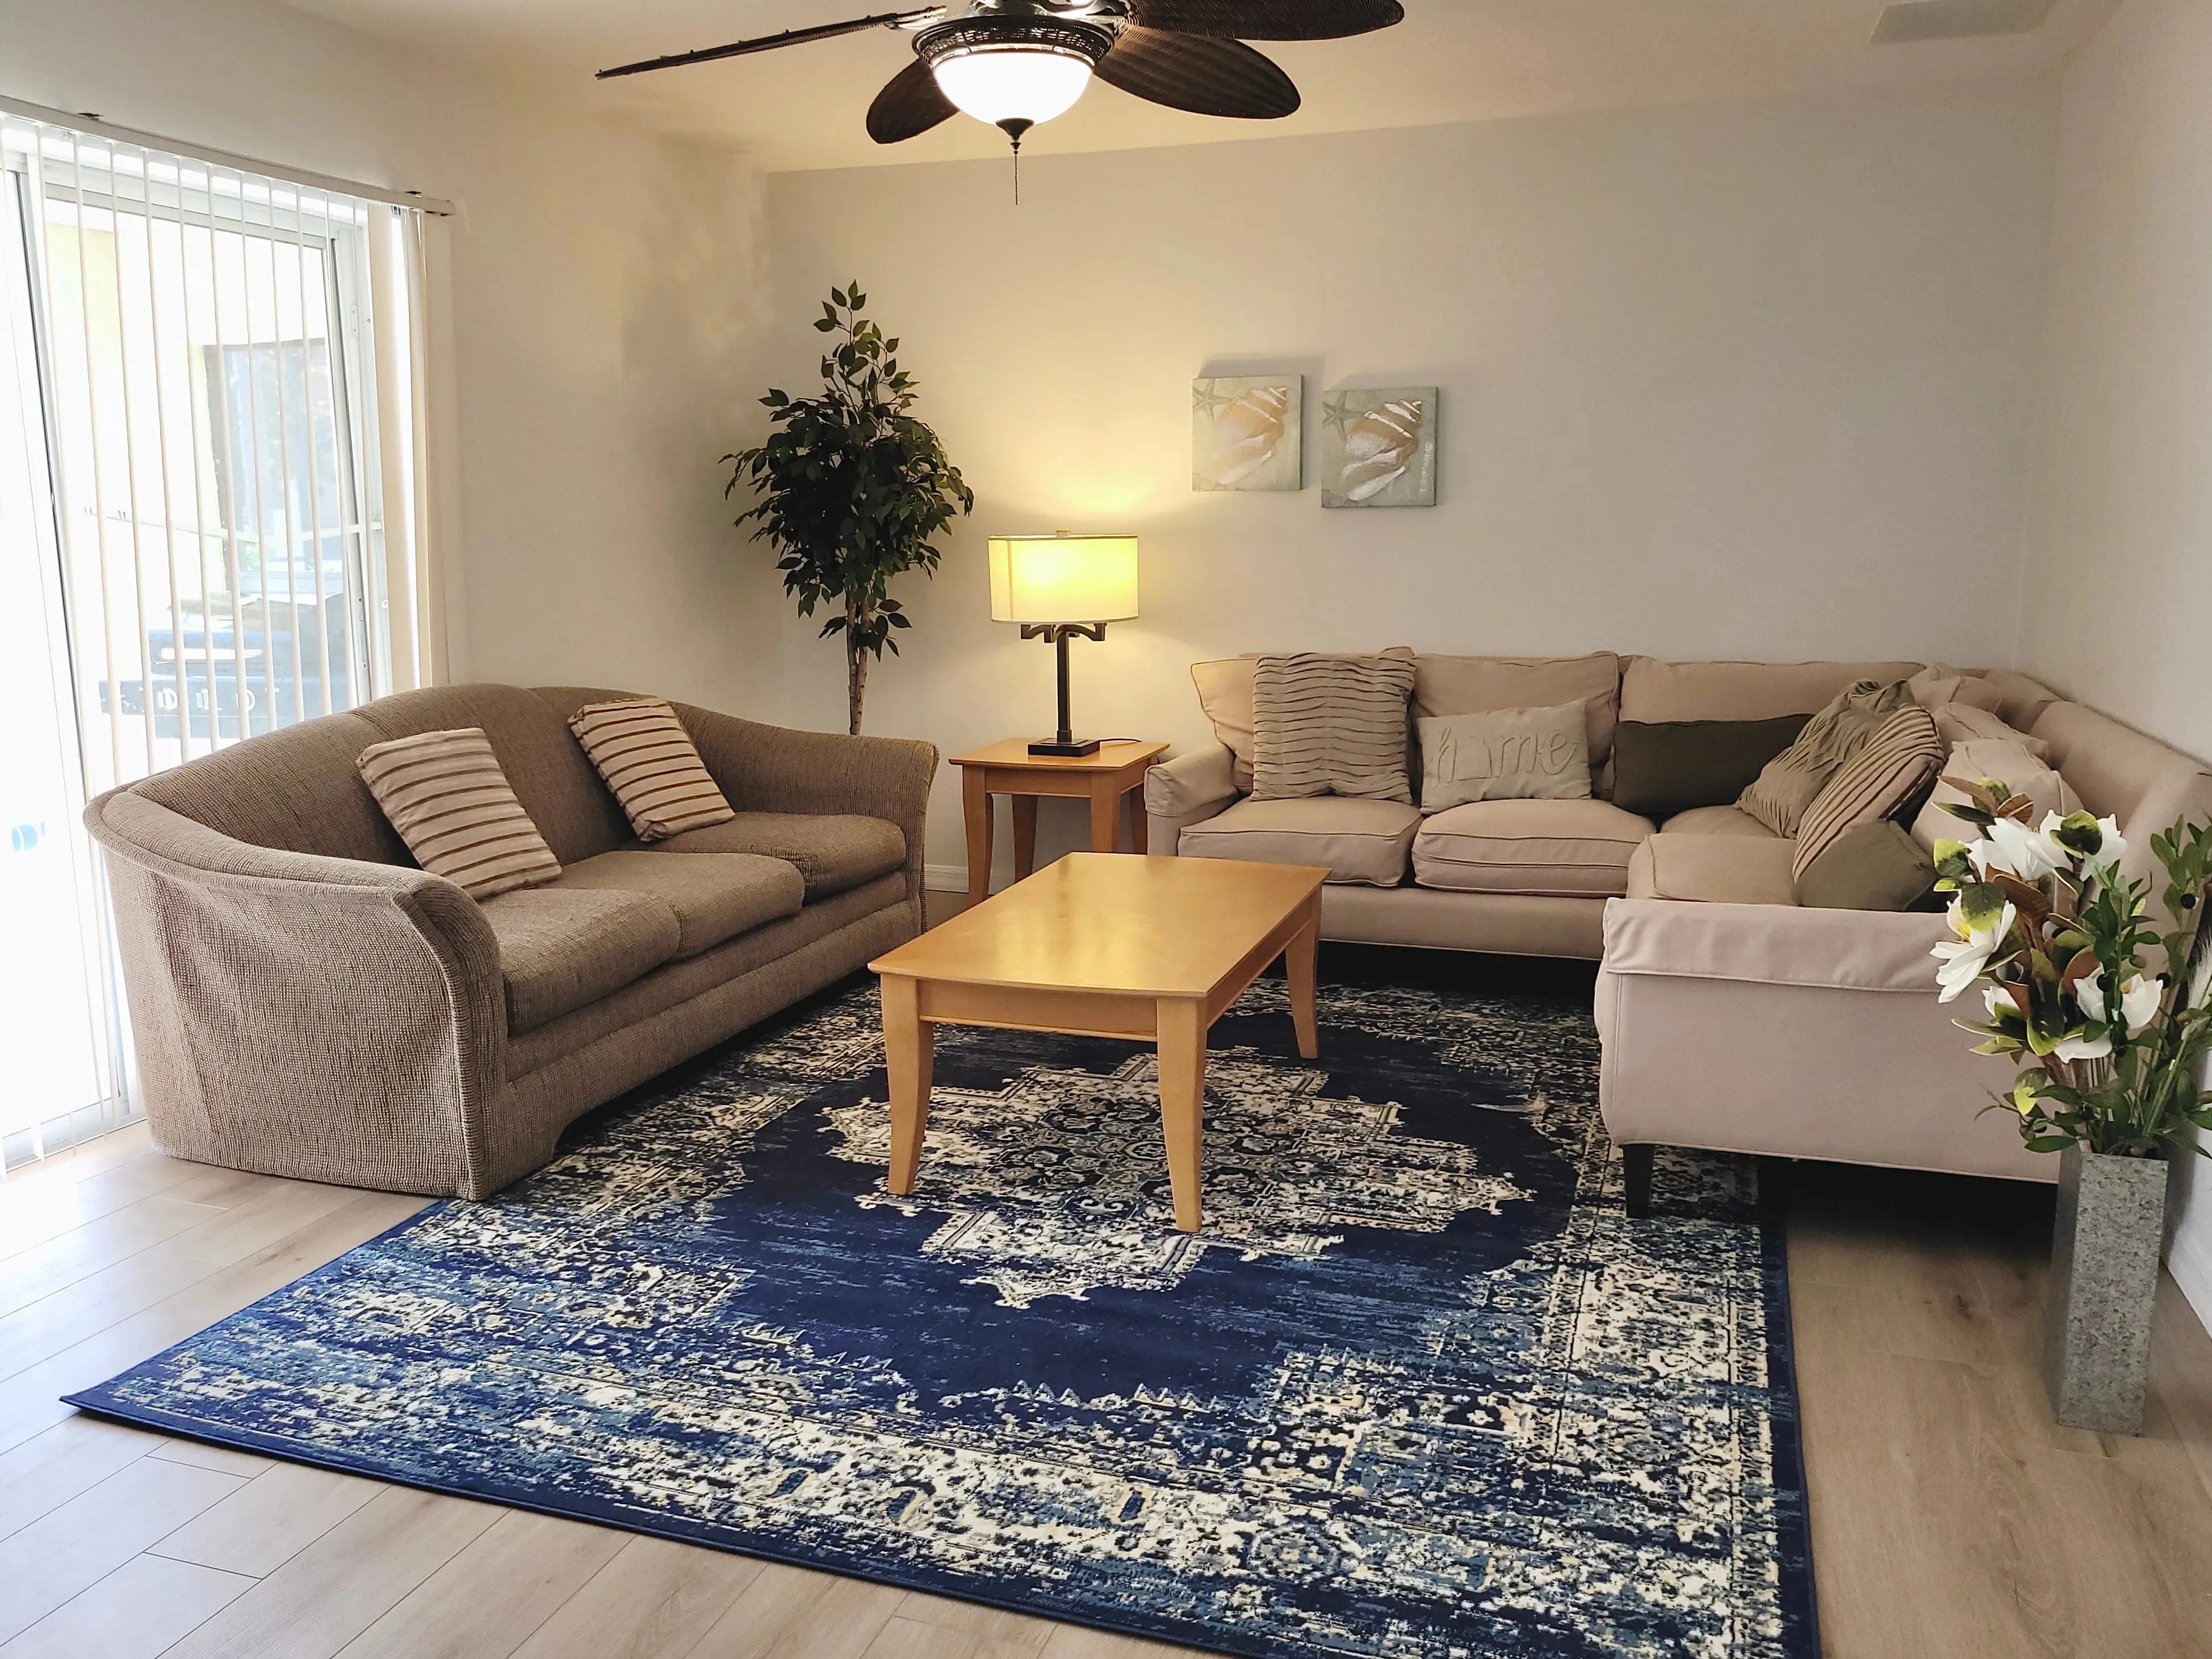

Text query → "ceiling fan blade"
[1126,0,1404,41]
[1094,27,1300,118]
[597,7,942,80]
[868,58,960,144]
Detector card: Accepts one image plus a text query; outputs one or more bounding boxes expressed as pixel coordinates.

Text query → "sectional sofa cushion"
[356,727,563,899]
[1415,702,1591,810]
[568,697,736,841]
[1411,653,1622,770]
[1178,796,1419,886]
[1738,678,1914,837]
[1907,667,2005,714]
[477,885,683,1033]
[1658,804,1780,837]
[1934,702,2051,760]
[1192,648,1414,793]
[1790,705,1945,881]
[1610,714,1810,818]
[653,812,906,899]
[1618,657,1924,724]
[1794,820,1939,912]
[550,851,806,958]
[1624,833,1798,906]
[1411,799,1655,898]
[1251,652,1418,802]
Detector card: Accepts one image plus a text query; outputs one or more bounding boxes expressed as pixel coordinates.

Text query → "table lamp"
[989,532,1139,757]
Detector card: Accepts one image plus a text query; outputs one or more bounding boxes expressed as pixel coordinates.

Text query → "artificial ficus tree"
[726,283,973,735]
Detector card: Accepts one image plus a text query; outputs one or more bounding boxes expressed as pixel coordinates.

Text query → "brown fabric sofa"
[85,684,935,1199]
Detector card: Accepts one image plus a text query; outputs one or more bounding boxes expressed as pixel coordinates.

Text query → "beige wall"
[2014,0,2212,1319]
[756,86,2058,878]
[1,0,774,710]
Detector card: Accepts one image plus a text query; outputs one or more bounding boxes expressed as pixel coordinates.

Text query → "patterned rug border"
[64,977,1821,1659]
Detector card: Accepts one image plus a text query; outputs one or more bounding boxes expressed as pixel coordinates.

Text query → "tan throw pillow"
[1251,652,1417,803]
[1791,705,1945,881]
[569,697,736,842]
[1738,678,1912,837]
[1416,702,1591,812]
[357,727,562,899]
[1192,648,1412,793]
[1908,665,2005,715]
[1932,702,2051,761]
[1910,738,2084,853]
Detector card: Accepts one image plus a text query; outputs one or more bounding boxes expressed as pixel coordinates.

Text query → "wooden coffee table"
[868,853,1328,1233]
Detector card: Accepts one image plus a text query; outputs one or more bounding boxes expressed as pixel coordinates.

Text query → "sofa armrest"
[1602,894,1947,994]
[675,706,937,902]
[86,789,509,1197]
[1144,743,1239,852]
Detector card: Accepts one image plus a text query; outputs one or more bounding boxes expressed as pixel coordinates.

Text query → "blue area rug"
[70,973,1814,1658]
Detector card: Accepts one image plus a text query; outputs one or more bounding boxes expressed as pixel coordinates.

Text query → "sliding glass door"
[0,120,397,1169]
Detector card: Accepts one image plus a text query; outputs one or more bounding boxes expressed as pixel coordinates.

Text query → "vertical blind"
[0,111,441,1168]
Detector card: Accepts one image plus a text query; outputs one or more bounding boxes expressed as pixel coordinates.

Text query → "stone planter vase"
[2045,1144,2169,1435]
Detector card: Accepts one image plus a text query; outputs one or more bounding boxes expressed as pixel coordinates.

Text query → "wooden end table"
[948,738,1171,909]
[868,852,1327,1234]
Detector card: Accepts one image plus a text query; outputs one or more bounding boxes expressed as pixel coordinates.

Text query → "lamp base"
[1027,736,1102,758]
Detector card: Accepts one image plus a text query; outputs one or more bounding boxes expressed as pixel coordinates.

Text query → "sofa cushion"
[1791,705,1945,881]
[552,850,806,958]
[1934,702,2050,760]
[1412,799,1655,898]
[1659,805,1781,838]
[654,812,906,899]
[1738,677,1914,837]
[1179,796,1419,887]
[1624,834,1798,906]
[1911,738,2082,853]
[1411,652,1622,770]
[1415,701,1590,811]
[479,886,682,1033]
[568,697,736,841]
[356,727,564,900]
[1619,657,1924,723]
[352,684,637,865]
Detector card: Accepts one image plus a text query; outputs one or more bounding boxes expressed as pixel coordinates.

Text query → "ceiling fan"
[597,1,1406,163]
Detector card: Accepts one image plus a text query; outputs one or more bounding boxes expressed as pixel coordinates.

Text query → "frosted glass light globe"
[931,47,1095,129]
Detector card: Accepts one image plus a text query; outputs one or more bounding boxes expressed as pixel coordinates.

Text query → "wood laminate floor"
[6,929,2212,1656]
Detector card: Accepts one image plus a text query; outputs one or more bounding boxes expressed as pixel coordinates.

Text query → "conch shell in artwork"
[1201,386,1292,488]
[1336,398,1425,502]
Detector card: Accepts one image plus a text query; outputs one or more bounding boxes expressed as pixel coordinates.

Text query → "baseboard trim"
[924,862,969,894]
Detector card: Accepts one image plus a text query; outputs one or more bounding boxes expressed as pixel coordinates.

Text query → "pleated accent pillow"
[357,727,562,899]
[568,697,735,842]
[1251,652,1417,803]
[1790,704,1946,882]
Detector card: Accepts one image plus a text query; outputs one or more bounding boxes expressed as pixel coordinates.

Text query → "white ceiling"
[279,0,2118,172]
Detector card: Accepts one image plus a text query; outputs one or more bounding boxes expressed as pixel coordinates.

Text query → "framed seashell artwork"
[1321,386,1438,508]
[1192,376,1303,492]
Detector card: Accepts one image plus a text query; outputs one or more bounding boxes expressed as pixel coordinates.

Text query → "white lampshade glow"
[931,46,1096,129]
[989,534,1139,625]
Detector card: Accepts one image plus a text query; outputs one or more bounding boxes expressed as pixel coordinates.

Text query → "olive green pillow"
[1610,715,1811,818]
[1792,819,1939,912]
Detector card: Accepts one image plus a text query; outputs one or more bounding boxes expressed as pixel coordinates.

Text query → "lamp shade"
[988,534,1139,625]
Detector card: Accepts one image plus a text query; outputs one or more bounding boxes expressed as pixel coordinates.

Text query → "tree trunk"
[845,596,868,736]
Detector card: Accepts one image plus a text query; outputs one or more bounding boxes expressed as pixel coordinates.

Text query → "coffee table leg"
[1157,996,1206,1233]
[1287,898,1320,1061]
[882,974,933,1194]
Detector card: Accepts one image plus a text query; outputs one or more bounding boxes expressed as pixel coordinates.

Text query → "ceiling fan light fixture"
[920,18,1111,132]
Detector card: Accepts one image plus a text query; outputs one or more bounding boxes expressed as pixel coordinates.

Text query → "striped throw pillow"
[357,727,562,899]
[1791,705,1945,882]
[568,697,735,842]
[1251,652,1417,803]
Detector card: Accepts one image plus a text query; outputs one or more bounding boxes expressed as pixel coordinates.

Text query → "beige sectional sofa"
[1148,654,2212,1196]
[86,684,934,1199]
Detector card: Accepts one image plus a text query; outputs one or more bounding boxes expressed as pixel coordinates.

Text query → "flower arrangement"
[1930,780,2212,1157]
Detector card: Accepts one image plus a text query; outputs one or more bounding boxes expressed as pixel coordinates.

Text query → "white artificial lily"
[2054,1029,2114,1062]
[2076,971,2164,1037]
[1932,896,2016,1003]
[1984,984,2014,1024]
[1984,815,2070,883]
[2085,814,2129,879]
